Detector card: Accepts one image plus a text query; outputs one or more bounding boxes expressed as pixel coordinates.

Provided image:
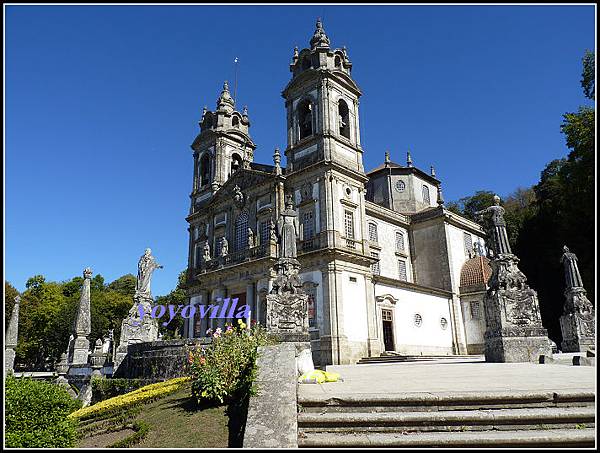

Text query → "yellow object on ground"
[298,370,341,384]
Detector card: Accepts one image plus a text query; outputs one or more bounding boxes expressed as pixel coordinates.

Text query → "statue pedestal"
[114,293,159,371]
[483,254,552,363]
[560,288,595,353]
[71,337,91,365]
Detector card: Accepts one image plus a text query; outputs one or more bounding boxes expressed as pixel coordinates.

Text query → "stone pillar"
[72,268,93,365]
[246,281,255,327]
[319,264,348,365]
[364,276,382,357]
[483,254,551,363]
[5,295,21,374]
[449,294,469,355]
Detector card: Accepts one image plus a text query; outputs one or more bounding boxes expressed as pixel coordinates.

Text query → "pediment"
[208,169,278,208]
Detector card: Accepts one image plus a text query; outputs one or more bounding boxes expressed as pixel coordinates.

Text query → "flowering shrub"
[188,320,274,405]
[69,377,190,421]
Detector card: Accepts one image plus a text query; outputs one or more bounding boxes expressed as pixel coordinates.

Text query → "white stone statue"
[203,241,211,262]
[220,238,229,257]
[136,248,163,296]
[277,196,300,259]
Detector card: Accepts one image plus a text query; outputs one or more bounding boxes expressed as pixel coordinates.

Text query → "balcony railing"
[201,243,269,271]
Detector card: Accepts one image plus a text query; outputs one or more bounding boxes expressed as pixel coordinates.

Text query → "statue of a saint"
[277,196,300,259]
[248,228,255,248]
[136,248,163,296]
[561,245,584,290]
[220,237,229,257]
[475,195,512,256]
[203,241,211,262]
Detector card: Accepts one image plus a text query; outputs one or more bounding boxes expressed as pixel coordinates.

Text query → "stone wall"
[113,338,211,379]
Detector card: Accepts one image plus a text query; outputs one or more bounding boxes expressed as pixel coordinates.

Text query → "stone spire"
[71,268,93,365]
[310,18,330,49]
[5,295,21,373]
[216,80,235,113]
[437,183,445,207]
[406,150,413,167]
[430,165,436,177]
[384,150,390,166]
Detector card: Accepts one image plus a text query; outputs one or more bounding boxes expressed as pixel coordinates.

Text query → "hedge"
[5,376,82,448]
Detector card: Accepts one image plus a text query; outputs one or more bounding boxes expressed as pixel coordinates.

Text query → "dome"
[460,255,492,288]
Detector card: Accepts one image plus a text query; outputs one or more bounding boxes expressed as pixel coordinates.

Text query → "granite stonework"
[71,268,93,365]
[243,343,299,448]
[113,338,211,379]
[5,295,20,374]
[559,246,595,353]
[114,249,163,372]
[476,197,551,363]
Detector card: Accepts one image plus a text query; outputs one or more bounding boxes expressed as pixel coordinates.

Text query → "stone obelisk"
[71,268,93,365]
[559,245,595,352]
[476,195,551,362]
[5,295,21,374]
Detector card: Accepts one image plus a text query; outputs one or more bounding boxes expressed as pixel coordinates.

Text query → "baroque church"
[183,20,491,366]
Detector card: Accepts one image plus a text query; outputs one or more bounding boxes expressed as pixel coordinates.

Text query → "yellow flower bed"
[69,377,190,421]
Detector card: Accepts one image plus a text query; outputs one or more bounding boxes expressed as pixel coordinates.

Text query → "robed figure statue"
[475,195,512,256]
[136,248,163,296]
[277,195,301,259]
[561,245,584,290]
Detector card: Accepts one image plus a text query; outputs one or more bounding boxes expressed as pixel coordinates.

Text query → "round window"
[395,180,405,192]
[414,313,422,327]
[440,317,448,330]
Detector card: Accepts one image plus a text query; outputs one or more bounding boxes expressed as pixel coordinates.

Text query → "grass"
[77,382,229,448]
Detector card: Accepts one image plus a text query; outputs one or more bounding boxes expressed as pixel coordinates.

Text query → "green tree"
[156,270,188,339]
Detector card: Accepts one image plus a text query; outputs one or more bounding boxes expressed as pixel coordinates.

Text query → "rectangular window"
[464,232,473,255]
[302,209,315,240]
[344,210,355,239]
[194,244,201,268]
[259,220,270,245]
[368,222,378,243]
[382,309,393,321]
[422,185,430,204]
[396,232,405,252]
[398,259,408,282]
[470,302,481,320]
[371,252,380,275]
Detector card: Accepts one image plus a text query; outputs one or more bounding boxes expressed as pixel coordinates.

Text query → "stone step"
[357,355,483,364]
[298,406,595,433]
[298,390,595,413]
[298,428,596,448]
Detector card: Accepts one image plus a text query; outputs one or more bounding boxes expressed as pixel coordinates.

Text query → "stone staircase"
[297,390,596,447]
[357,353,484,365]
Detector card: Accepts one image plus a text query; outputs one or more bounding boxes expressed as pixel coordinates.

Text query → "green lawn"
[77,383,231,448]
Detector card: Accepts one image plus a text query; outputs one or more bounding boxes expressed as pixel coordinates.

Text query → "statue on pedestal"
[266,195,309,342]
[136,248,163,297]
[559,245,595,352]
[475,196,551,363]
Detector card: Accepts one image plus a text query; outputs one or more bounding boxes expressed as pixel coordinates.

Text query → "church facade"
[183,20,490,366]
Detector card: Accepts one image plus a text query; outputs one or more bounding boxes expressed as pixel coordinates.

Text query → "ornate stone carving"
[475,195,512,256]
[203,241,211,262]
[136,249,163,297]
[559,246,595,352]
[248,227,255,248]
[476,199,551,363]
[310,18,330,49]
[266,194,309,342]
[220,237,229,257]
[232,185,246,209]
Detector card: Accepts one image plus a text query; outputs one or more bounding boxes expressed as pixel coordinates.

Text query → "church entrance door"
[382,309,395,351]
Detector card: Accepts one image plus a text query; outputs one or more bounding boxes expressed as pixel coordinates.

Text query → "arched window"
[334,55,342,68]
[234,211,249,251]
[231,153,242,175]
[200,154,211,187]
[232,115,240,128]
[338,99,350,139]
[422,185,431,204]
[298,100,313,140]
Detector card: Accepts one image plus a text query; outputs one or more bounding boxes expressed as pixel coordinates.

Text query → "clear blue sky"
[5,5,595,297]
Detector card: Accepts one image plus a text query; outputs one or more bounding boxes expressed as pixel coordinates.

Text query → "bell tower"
[282,19,364,174]
[189,81,256,211]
